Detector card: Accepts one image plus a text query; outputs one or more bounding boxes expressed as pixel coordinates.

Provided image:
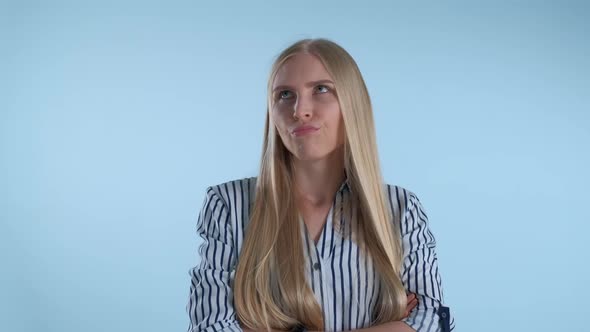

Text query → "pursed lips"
[291,125,319,136]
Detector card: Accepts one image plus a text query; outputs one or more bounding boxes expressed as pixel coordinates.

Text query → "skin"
[242,53,418,332]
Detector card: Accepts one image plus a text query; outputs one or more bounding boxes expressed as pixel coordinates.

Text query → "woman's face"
[271,53,345,162]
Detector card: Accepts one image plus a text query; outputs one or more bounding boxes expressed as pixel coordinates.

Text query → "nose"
[293,94,313,120]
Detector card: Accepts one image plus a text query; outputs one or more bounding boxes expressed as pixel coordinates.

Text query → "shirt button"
[313,262,320,270]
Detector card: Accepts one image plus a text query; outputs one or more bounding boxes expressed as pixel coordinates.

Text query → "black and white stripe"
[186,177,455,332]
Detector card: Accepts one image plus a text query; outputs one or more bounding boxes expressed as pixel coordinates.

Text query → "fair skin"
[242,53,417,332]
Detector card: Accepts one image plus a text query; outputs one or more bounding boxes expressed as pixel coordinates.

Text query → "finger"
[404,306,414,318]
[404,304,417,319]
[408,299,418,310]
[409,295,418,304]
[406,300,418,312]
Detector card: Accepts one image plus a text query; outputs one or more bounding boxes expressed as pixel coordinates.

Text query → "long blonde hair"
[234,38,406,331]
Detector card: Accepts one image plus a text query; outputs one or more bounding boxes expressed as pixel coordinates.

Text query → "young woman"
[186,38,454,332]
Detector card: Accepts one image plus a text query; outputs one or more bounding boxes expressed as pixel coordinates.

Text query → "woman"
[186,38,454,332]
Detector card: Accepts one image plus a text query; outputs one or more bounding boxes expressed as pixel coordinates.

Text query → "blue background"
[1,1,588,331]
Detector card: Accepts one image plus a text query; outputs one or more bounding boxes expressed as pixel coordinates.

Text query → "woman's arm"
[242,323,414,332]
[346,321,416,332]
[397,191,454,331]
[301,321,415,332]
[186,187,243,332]
[242,294,419,332]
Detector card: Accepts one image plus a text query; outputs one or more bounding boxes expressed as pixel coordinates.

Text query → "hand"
[402,293,419,319]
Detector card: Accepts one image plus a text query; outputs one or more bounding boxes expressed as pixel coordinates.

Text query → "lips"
[292,125,319,136]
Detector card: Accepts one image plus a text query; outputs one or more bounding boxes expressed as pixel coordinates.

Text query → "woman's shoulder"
[383,182,421,212]
[382,183,429,234]
[204,176,258,207]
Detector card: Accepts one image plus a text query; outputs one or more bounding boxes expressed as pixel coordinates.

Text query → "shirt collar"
[337,172,351,194]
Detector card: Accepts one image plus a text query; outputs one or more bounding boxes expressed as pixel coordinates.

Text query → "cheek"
[325,105,343,130]
[270,109,289,136]
[327,111,345,142]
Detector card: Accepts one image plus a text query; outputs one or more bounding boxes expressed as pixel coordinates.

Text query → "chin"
[290,149,333,162]
[293,155,323,162]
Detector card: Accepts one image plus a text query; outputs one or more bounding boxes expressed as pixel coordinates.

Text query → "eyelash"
[278,85,330,100]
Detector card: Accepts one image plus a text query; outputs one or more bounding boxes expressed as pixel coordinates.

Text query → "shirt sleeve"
[186,187,243,332]
[400,193,455,332]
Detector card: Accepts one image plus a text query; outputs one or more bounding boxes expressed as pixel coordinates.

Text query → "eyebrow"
[272,79,335,92]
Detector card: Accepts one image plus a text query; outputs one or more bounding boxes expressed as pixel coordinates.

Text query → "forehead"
[272,53,333,87]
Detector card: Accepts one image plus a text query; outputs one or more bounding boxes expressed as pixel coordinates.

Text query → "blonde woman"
[186,38,454,332]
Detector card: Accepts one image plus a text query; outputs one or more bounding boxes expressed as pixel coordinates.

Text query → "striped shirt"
[186,177,455,332]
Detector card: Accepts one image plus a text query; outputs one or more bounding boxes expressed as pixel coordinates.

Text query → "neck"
[292,148,346,207]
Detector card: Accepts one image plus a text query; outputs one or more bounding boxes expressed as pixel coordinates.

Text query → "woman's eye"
[279,91,293,99]
[316,85,329,93]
